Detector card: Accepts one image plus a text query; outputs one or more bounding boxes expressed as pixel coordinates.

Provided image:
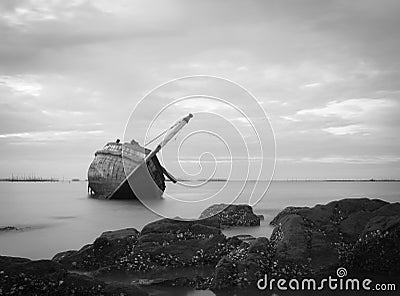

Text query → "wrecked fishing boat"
[88,114,193,199]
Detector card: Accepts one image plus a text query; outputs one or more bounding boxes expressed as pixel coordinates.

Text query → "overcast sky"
[1,0,399,180]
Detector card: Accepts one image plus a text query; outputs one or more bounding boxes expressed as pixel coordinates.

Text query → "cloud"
[2,6,57,26]
[0,129,103,143]
[0,75,42,96]
[296,98,394,120]
[301,82,322,88]
[174,98,230,112]
[41,109,87,117]
[280,115,300,122]
[322,124,370,136]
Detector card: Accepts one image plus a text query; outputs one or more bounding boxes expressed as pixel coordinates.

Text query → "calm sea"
[1,180,399,260]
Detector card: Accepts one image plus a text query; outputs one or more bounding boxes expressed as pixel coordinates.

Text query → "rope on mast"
[144,118,185,147]
[144,127,169,146]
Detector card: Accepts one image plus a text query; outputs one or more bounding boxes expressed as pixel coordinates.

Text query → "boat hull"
[87,140,165,199]
[107,162,163,200]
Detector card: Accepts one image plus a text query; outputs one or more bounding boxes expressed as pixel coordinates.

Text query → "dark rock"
[269,198,400,275]
[337,210,374,242]
[0,256,65,278]
[233,234,256,243]
[226,236,243,248]
[53,228,139,270]
[52,250,78,263]
[0,255,147,295]
[103,282,148,296]
[0,256,31,265]
[350,213,400,275]
[211,198,400,290]
[271,211,340,273]
[152,275,213,289]
[212,256,237,289]
[119,218,233,271]
[212,237,276,290]
[269,206,305,226]
[52,217,237,287]
[199,204,261,227]
[0,226,20,232]
[248,237,270,254]
[140,218,220,236]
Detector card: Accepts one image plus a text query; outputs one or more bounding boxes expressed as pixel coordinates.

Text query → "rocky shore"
[0,256,147,296]
[1,199,399,295]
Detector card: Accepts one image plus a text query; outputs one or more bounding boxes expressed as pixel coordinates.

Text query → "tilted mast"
[144,113,193,163]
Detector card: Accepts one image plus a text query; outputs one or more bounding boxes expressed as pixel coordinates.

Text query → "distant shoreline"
[270,178,400,182]
[173,178,400,182]
[0,179,59,182]
[0,179,82,183]
[1,178,399,183]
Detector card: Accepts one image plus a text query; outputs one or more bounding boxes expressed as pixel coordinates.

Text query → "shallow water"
[0,181,399,260]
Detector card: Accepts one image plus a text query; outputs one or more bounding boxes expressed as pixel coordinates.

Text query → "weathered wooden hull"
[87,140,165,199]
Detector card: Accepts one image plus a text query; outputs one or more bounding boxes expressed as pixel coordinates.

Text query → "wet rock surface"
[348,203,400,275]
[269,206,305,226]
[0,256,147,295]
[269,198,400,275]
[199,204,261,227]
[52,218,240,274]
[111,218,243,273]
[52,228,140,270]
[212,237,276,289]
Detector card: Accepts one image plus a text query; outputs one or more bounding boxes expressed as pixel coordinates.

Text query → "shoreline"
[1,179,400,183]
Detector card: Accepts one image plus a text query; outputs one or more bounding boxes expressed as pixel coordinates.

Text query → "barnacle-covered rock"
[121,218,231,271]
[52,228,140,270]
[212,237,276,289]
[270,198,399,275]
[350,203,400,275]
[199,204,261,227]
[0,256,147,295]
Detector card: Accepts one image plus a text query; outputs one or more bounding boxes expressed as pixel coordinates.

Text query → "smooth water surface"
[0,180,399,259]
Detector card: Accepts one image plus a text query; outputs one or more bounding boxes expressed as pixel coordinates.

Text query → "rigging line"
[144,121,179,146]
[144,128,168,146]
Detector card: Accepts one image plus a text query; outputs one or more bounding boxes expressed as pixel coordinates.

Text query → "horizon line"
[1,177,400,183]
